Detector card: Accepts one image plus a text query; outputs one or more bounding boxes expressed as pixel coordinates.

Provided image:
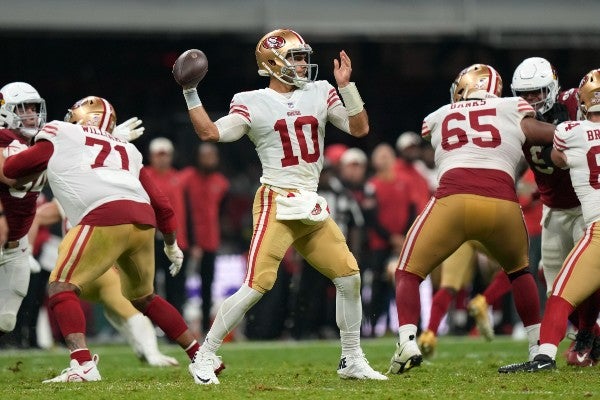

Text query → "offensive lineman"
[174,28,387,384]
[388,64,556,374]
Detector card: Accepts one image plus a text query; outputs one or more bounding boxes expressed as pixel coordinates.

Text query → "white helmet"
[0,82,46,138]
[511,57,559,115]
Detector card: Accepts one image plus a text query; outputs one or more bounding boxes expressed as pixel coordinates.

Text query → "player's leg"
[389,196,467,374]
[0,245,31,336]
[295,218,386,380]
[44,224,130,383]
[190,186,294,384]
[421,241,477,356]
[82,267,178,367]
[476,197,540,361]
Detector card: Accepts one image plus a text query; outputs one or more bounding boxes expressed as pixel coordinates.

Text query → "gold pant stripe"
[55,225,93,283]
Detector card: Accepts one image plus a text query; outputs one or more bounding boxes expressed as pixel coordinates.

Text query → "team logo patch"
[592,91,600,106]
[262,36,286,50]
[311,203,322,216]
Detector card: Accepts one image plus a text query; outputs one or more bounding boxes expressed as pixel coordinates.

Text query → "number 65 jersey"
[422,97,535,201]
[228,80,345,192]
[35,121,151,226]
[554,120,600,227]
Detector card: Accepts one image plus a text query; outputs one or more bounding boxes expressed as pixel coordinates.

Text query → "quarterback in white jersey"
[499,69,600,372]
[175,28,387,384]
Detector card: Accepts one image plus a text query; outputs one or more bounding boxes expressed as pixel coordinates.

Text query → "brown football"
[172,49,208,88]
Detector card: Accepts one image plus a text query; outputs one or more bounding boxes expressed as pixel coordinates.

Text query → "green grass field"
[0,335,597,400]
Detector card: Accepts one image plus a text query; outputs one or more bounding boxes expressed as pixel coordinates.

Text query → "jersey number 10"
[274,116,320,167]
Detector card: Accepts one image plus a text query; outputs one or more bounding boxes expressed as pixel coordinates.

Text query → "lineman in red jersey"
[2,96,210,383]
[176,28,387,384]
[0,82,47,338]
[388,64,556,374]
[498,68,600,372]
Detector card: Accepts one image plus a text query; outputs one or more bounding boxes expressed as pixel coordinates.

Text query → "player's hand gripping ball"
[172,49,208,89]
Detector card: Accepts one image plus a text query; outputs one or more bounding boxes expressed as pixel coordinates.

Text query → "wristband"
[338,82,364,116]
[183,88,202,110]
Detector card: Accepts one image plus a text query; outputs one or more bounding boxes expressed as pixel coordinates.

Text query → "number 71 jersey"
[422,97,535,181]
[229,80,342,192]
[36,120,150,226]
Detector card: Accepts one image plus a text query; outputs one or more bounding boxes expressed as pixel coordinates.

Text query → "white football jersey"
[422,97,535,181]
[36,121,150,225]
[228,80,344,191]
[554,119,600,226]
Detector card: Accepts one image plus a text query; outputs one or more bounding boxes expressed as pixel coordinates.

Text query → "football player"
[498,68,600,372]
[469,58,600,366]
[388,64,555,374]
[2,96,211,383]
[175,28,387,384]
[0,82,47,339]
[29,198,179,367]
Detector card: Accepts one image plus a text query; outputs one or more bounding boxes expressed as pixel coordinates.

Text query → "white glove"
[112,117,145,142]
[2,139,28,158]
[29,254,42,273]
[164,241,184,277]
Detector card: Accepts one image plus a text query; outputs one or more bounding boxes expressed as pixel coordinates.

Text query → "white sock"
[398,324,418,344]
[525,323,541,361]
[538,343,558,360]
[333,274,362,356]
[125,313,160,356]
[202,285,263,354]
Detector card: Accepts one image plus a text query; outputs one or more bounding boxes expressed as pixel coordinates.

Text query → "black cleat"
[498,354,556,373]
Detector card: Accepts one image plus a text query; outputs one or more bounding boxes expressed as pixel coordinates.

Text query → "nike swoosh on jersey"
[576,353,589,363]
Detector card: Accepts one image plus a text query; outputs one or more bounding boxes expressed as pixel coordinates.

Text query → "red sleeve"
[139,168,177,234]
[3,140,53,178]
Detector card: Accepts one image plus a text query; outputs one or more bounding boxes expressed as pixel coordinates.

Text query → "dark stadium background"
[1,30,597,172]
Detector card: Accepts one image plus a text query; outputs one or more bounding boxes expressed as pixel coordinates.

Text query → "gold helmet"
[577,69,600,117]
[450,64,503,103]
[64,96,116,133]
[255,28,318,88]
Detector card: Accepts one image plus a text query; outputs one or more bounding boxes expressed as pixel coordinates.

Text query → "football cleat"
[467,294,494,341]
[43,354,101,383]
[189,351,222,385]
[417,330,437,358]
[565,330,595,367]
[498,354,556,373]
[337,353,388,380]
[388,340,423,374]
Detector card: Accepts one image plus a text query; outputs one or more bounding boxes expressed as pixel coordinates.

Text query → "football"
[172,49,209,88]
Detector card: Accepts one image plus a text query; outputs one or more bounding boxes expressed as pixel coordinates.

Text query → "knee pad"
[0,313,17,333]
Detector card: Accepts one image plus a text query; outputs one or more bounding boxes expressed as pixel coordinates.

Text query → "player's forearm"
[189,107,220,142]
[348,110,369,137]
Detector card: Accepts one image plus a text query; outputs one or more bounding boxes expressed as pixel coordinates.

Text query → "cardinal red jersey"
[0,129,44,240]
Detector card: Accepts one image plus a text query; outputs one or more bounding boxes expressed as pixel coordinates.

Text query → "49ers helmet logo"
[262,35,286,50]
